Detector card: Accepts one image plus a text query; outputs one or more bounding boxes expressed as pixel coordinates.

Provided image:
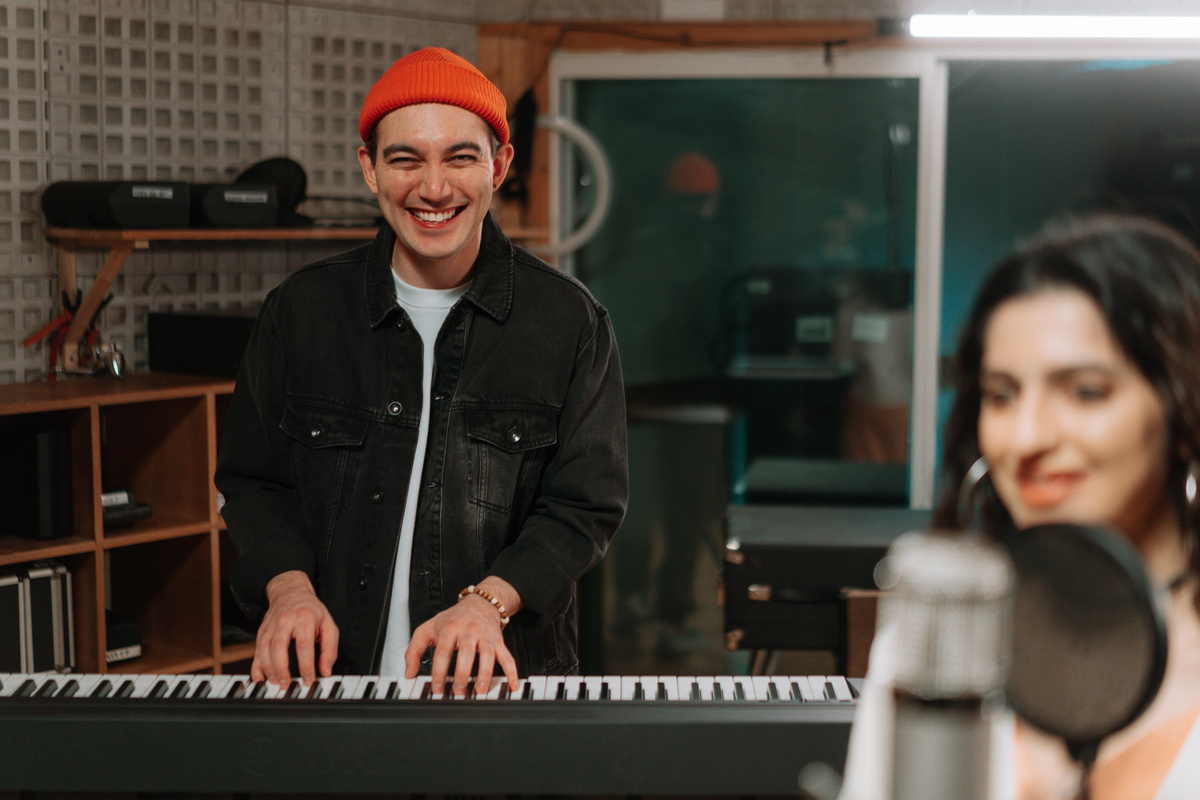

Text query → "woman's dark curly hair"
[933,213,1200,596]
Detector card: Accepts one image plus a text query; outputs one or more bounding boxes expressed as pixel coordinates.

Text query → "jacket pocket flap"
[466,409,557,453]
[280,402,369,449]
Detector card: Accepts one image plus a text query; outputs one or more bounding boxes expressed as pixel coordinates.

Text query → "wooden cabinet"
[0,373,250,674]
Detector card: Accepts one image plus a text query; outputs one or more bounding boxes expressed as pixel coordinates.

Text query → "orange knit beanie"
[358,47,509,145]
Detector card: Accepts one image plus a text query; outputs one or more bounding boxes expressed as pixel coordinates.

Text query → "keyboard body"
[0,673,858,795]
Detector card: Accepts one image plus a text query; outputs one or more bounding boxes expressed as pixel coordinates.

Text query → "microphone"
[878,531,1013,800]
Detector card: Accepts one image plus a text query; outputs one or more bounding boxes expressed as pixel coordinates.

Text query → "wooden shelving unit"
[43,224,550,370]
[0,373,246,674]
[43,226,380,371]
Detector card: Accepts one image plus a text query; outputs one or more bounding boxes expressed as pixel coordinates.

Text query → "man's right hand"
[253,570,339,686]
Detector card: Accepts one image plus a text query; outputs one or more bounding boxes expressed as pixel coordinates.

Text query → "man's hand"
[404,577,521,697]
[253,570,339,686]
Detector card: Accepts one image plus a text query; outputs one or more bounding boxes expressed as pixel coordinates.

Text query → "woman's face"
[977,288,1173,545]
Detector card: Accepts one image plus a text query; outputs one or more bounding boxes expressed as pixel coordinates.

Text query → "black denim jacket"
[215,215,628,675]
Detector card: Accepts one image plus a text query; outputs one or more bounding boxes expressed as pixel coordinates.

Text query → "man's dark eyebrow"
[446,141,484,155]
[380,143,418,159]
[379,141,484,159]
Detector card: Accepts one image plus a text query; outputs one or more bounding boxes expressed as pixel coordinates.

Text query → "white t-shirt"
[377,274,470,677]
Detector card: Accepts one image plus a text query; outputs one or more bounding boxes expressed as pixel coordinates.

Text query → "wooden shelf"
[0,373,240,675]
[44,226,379,371]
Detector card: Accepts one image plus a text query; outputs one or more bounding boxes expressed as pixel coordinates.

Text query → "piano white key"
[561,676,584,700]
[64,673,106,698]
[826,675,854,702]
[411,675,435,699]
[713,675,736,701]
[157,674,196,699]
[544,675,564,700]
[199,675,235,699]
[694,676,716,700]
[768,676,796,701]
[524,675,547,700]
[658,676,680,701]
[807,676,836,701]
[477,676,504,700]
[732,675,757,701]
[752,676,776,701]
[788,676,816,702]
[619,676,644,701]
[676,676,698,701]
[127,675,164,698]
[303,676,338,699]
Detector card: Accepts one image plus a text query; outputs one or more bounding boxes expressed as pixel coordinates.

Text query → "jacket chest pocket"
[280,401,370,514]
[465,408,557,514]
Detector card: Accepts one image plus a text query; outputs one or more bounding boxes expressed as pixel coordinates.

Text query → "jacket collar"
[365,213,514,329]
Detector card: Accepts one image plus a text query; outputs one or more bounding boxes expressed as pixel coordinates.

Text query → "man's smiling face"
[358,102,512,288]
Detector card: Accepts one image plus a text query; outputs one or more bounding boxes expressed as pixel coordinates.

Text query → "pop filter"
[1001,523,1168,765]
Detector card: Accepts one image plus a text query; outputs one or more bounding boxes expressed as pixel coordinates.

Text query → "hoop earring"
[957,456,991,529]
[1186,461,1200,512]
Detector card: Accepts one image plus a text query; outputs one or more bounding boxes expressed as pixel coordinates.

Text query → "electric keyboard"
[0,672,858,795]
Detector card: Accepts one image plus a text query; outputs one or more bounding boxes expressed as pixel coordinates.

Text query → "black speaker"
[0,420,74,540]
[189,183,279,227]
[41,181,190,228]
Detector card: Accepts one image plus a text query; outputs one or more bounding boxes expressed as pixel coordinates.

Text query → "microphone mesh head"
[879,531,1013,699]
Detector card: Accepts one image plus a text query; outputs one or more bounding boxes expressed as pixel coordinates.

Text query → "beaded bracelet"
[457,584,510,629]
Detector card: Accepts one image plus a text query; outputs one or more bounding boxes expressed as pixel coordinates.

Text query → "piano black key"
[91,679,113,698]
[599,682,610,701]
[361,680,377,700]
[34,679,58,698]
[58,679,80,698]
[656,681,668,701]
[191,680,211,699]
[382,680,399,700]
[712,682,724,700]
[248,682,267,699]
[822,681,836,701]
[147,680,168,699]
[734,682,746,701]
[690,682,702,701]
[14,679,37,698]
[169,681,190,699]
[284,681,302,700]
[226,680,246,699]
[767,682,780,701]
[114,680,136,698]
[555,681,566,700]
[326,681,343,700]
[419,681,433,700]
[303,681,320,700]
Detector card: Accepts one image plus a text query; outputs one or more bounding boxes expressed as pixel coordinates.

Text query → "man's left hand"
[404,577,521,697]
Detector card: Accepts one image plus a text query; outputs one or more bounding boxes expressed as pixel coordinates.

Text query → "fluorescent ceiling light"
[909,14,1200,39]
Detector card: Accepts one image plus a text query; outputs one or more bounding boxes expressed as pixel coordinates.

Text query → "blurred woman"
[841,212,1200,799]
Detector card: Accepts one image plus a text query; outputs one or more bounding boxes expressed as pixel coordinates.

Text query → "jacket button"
[359,577,368,590]
[311,424,324,439]
[507,426,521,443]
[387,402,402,415]
[371,490,383,504]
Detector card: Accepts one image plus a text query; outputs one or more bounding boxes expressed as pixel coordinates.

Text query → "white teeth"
[412,208,456,223]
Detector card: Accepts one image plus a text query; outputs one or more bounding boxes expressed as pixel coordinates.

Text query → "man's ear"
[358,145,379,194]
[491,142,515,190]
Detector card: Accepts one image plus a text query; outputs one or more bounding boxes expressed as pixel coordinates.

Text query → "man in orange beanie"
[217,47,627,697]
